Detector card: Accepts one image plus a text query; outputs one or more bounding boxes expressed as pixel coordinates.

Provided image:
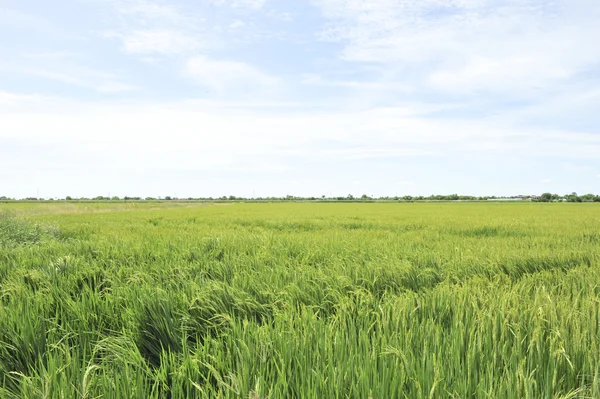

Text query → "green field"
[1,202,600,398]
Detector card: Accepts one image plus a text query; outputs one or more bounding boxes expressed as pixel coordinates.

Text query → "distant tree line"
[2,193,599,202]
[535,192,600,202]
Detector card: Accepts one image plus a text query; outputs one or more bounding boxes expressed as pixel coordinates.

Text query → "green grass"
[0,202,599,398]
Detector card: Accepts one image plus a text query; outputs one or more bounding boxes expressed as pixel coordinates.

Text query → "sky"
[1,0,600,199]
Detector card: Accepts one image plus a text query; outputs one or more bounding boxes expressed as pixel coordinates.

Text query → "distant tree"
[565,192,581,202]
[361,194,370,200]
[581,193,595,202]
[65,196,73,201]
[111,196,120,201]
[539,193,553,202]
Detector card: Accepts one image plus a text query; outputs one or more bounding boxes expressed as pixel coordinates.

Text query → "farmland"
[1,202,599,398]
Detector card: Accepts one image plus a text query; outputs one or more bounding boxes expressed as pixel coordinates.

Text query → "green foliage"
[0,202,599,398]
[0,213,50,247]
[539,192,553,202]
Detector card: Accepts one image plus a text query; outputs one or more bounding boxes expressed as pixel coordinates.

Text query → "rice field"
[1,202,599,398]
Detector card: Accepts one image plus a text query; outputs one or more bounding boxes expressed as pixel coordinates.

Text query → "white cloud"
[114,29,203,54]
[23,52,72,59]
[560,162,593,173]
[265,9,294,22]
[97,0,207,57]
[185,56,279,96]
[24,67,137,93]
[210,0,267,10]
[3,97,600,163]
[233,0,267,9]
[0,91,50,106]
[301,73,410,92]
[428,55,571,95]
[109,0,184,22]
[313,0,600,97]
[229,20,246,29]
[2,94,600,197]
[308,147,433,162]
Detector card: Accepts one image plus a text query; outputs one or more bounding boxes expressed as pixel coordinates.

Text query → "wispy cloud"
[313,0,600,98]
[308,147,434,162]
[301,73,410,92]
[185,56,279,97]
[0,91,49,106]
[560,162,594,173]
[23,51,72,59]
[108,0,185,22]
[24,66,137,93]
[96,0,207,57]
[210,0,267,10]
[108,29,203,54]
[229,20,246,29]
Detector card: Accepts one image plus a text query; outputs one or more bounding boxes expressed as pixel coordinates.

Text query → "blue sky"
[1,0,599,198]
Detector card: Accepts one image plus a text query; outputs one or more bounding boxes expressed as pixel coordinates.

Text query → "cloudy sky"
[1,0,599,198]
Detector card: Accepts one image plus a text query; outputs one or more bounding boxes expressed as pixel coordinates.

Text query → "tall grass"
[0,202,599,398]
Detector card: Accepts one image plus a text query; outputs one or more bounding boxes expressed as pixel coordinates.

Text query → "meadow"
[1,202,599,398]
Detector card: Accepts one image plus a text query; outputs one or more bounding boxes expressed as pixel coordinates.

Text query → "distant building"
[487,198,526,201]
[487,195,537,201]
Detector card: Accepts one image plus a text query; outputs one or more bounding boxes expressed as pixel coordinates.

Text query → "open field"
[1,202,600,398]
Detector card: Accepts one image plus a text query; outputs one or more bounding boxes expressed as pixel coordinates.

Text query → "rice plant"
[0,202,599,398]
